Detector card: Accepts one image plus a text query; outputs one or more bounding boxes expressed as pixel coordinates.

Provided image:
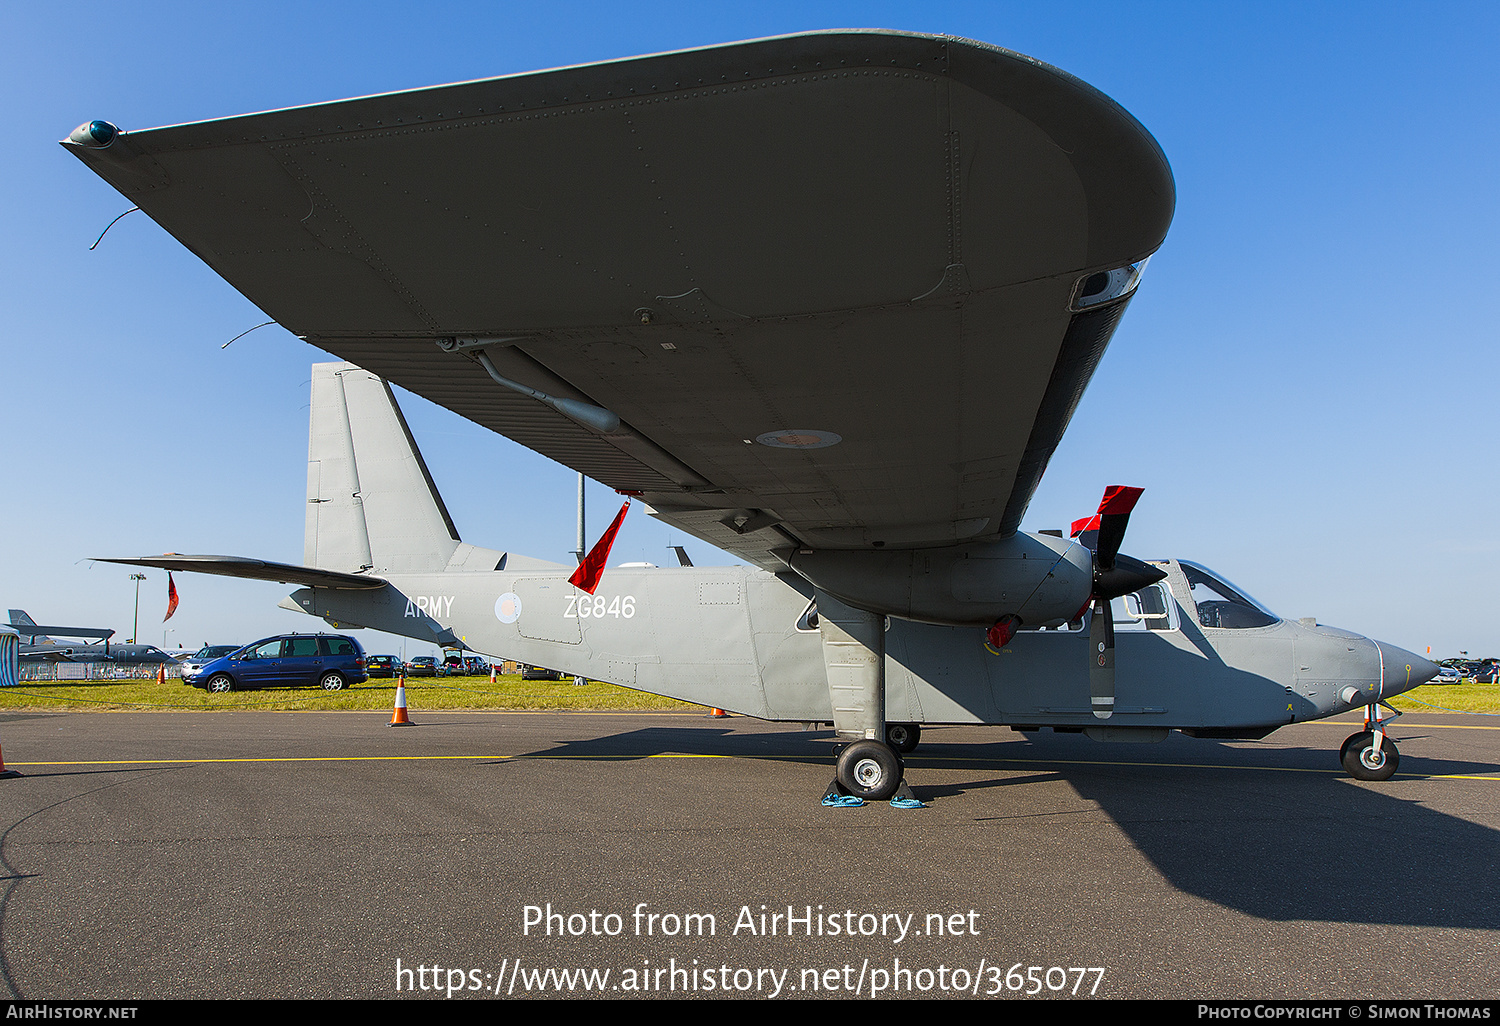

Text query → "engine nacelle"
[789,532,1094,627]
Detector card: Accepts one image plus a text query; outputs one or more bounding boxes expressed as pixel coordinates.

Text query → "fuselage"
[288,551,1436,738]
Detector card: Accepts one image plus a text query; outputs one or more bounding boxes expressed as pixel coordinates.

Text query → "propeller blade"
[1076,486,1153,721]
[1093,485,1144,570]
[1089,596,1115,719]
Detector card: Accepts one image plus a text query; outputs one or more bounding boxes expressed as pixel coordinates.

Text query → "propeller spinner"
[1072,487,1166,719]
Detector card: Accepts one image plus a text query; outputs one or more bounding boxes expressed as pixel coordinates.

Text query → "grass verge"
[0,674,701,713]
[4,677,1495,716]
[1385,682,1500,715]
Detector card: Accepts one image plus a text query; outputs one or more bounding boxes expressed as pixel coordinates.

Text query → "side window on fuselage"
[1111,582,1175,632]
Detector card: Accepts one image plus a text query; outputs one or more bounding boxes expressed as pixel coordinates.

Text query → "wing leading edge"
[96,556,387,591]
[65,31,1173,569]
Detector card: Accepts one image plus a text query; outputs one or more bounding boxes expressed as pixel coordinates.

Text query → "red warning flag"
[164,572,179,622]
[1070,485,1144,537]
[568,500,630,595]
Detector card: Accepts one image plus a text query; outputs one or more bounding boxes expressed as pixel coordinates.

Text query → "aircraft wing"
[96,556,387,590]
[65,31,1173,570]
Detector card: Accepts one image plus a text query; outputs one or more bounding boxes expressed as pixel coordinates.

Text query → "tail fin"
[8,610,37,627]
[305,363,461,574]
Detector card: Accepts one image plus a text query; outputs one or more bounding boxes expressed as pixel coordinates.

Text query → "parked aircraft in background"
[70,31,1437,798]
[8,609,179,664]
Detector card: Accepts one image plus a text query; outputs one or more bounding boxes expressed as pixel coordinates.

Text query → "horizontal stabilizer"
[5,623,114,641]
[96,555,387,591]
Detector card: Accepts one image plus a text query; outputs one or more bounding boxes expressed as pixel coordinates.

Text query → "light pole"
[129,573,146,644]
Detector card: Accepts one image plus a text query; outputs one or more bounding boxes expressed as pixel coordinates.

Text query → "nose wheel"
[1340,703,1400,781]
[1341,731,1399,780]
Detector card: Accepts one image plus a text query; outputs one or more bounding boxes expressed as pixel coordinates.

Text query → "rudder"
[305,363,461,574]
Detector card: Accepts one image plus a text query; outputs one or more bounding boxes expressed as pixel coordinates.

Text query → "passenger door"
[232,639,286,688]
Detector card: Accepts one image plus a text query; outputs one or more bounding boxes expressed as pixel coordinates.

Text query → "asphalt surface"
[1,707,1496,1000]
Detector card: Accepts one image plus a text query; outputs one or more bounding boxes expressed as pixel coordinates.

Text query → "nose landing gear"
[1340,703,1401,781]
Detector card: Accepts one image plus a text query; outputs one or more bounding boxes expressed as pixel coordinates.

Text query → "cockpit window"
[1181,562,1279,629]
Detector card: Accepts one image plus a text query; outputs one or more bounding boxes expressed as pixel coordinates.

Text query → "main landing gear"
[1340,703,1400,781]
[885,722,921,754]
[813,591,923,807]
[824,738,921,805]
[835,740,902,800]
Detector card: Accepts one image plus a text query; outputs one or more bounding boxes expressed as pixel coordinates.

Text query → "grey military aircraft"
[8,609,178,664]
[67,30,1437,798]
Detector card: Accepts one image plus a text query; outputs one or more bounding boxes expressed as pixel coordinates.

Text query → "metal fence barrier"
[15,662,183,683]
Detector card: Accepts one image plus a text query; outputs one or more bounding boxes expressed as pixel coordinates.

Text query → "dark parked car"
[186,634,368,693]
[366,655,399,678]
[405,656,439,677]
[520,665,563,681]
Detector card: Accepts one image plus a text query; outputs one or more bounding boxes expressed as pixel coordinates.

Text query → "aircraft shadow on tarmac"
[518,725,829,763]
[520,724,1500,930]
[943,729,1500,932]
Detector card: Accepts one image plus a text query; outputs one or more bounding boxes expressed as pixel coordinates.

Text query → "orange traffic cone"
[489,664,496,684]
[709,707,729,718]
[0,741,19,778]
[390,676,412,726]
[156,663,166,685]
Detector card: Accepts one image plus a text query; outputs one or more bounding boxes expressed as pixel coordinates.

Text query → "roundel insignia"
[755,428,842,449]
[495,592,522,624]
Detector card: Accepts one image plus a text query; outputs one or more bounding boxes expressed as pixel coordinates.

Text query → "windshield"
[1179,561,1279,629]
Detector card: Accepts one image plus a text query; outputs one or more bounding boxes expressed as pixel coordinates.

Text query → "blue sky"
[2,1,1496,660]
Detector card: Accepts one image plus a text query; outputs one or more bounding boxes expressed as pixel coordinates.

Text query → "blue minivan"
[186,634,368,693]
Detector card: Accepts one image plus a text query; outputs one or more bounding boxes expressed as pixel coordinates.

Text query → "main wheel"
[1340,731,1399,781]
[205,674,235,694]
[886,723,921,754]
[836,740,903,801]
[320,672,347,691]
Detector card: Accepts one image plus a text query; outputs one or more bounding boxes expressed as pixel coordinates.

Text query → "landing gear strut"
[814,591,923,806]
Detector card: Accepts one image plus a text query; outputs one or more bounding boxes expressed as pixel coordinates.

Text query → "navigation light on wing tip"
[69,121,118,148]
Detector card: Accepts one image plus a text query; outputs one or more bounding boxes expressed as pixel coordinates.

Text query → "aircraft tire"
[837,740,903,801]
[1340,731,1399,781]
[886,723,921,753]
[206,674,235,694]
[320,672,347,691]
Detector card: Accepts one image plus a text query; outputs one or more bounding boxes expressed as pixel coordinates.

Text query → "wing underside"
[66,31,1173,568]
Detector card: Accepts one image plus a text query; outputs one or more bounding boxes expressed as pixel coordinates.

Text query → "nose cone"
[1376,642,1440,697]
